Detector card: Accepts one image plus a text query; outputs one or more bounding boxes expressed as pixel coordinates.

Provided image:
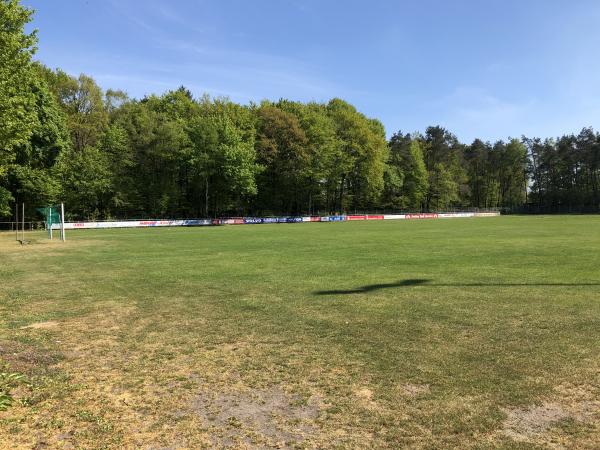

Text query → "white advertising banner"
[54,211,499,230]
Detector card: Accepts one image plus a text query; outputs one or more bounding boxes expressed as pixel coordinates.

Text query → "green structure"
[37,205,64,240]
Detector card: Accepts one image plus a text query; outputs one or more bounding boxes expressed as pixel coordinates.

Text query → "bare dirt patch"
[502,382,600,444]
[554,383,600,421]
[20,321,59,330]
[192,385,321,448]
[502,402,571,441]
[354,387,373,401]
[0,340,61,374]
[400,383,430,397]
[353,386,380,410]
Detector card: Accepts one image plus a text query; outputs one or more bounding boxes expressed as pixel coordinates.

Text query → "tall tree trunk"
[338,175,346,213]
[205,177,209,218]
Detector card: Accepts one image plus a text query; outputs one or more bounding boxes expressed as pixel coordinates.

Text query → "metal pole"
[22,203,25,241]
[15,202,18,241]
[48,206,53,240]
[60,203,65,242]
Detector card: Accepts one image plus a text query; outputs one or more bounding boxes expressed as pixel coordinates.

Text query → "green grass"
[1,216,599,448]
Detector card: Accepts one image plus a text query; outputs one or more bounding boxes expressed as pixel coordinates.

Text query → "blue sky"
[23,0,600,142]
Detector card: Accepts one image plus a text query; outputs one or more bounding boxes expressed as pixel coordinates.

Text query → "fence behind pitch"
[51,211,500,230]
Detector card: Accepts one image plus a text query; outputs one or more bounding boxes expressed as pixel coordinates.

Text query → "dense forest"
[2,1,600,221]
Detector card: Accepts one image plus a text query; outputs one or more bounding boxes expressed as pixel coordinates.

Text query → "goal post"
[14,202,26,242]
[60,203,65,242]
[36,204,65,241]
[48,206,52,240]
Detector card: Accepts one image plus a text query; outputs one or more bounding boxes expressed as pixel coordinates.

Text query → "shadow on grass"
[314,279,600,295]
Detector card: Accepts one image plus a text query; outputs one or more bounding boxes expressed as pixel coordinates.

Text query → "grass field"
[1,216,599,449]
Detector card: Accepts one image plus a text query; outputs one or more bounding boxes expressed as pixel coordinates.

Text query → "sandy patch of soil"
[502,402,571,441]
[502,382,600,444]
[192,385,321,448]
[20,321,59,330]
[353,386,380,410]
[400,383,430,397]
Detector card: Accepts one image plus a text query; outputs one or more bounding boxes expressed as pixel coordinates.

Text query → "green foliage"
[6,74,70,210]
[464,138,490,207]
[428,163,459,209]
[0,0,37,161]
[0,366,26,411]
[405,140,429,209]
[275,100,342,213]
[51,72,108,152]
[0,187,13,216]
[383,133,428,210]
[326,99,388,210]
[9,165,60,205]
[501,138,528,207]
[0,0,38,214]
[99,124,132,209]
[54,145,111,219]
[188,108,259,215]
[255,104,309,213]
[422,126,466,210]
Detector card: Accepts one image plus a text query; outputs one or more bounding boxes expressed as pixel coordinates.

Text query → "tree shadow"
[315,279,431,295]
[314,279,600,296]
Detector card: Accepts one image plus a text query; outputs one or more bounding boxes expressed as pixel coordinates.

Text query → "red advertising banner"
[405,213,438,219]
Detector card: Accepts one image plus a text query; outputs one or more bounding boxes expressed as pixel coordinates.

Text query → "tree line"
[1,0,600,221]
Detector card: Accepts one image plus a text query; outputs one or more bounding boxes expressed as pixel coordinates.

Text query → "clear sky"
[23,0,600,142]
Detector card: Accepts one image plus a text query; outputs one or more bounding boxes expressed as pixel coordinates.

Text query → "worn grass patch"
[1,216,600,448]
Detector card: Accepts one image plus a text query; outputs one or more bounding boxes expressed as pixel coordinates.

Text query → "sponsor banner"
[383,214,406,220]
[57,219,213,230]
[300,216,321,222]
[188,220,211,226]
[218,218,244,225]
[61,222,85,229]
[274,217,303,223]
[57,211,498,230]
[438,212,475,218]
[405,213,438,219]
[347,215,367,221]
[186,219,212,226]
